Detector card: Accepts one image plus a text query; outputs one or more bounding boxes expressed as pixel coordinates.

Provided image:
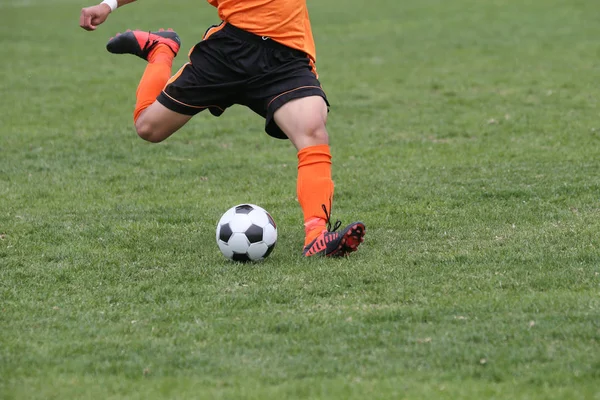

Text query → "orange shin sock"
[297,144,334,246]
[133,45,174,122]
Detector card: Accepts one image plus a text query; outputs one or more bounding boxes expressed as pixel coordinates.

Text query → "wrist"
[100,0,118,12]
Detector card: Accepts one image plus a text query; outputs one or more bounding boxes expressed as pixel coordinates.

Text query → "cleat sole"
[329,222,366,257]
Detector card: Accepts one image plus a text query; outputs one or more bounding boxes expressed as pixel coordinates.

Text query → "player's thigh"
[273,95,329,150]
[248,52,330,146]
[135,101,192,143]
[146,31,244,142]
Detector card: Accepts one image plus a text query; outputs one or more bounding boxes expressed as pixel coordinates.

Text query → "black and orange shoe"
[106,29,181,60]
[303,222,366,257]
[302,205,366,257]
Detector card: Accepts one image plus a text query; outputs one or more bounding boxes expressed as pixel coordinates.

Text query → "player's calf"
[134,102,193,143]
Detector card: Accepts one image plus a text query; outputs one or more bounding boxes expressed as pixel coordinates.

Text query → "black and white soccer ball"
[216,204,277,262]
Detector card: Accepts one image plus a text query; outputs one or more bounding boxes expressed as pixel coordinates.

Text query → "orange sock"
[133,45,174,122]
[297,144,335,246]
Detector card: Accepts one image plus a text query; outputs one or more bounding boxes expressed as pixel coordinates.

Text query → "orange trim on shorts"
[203,22,227,40]
[267,86,324,109]
[160,90,225,112]
[166,62,190,86]
[308,58,318,78]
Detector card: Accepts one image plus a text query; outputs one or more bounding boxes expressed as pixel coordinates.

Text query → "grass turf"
[1,0,599,398]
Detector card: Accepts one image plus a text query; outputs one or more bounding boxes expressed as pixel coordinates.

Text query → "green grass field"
[2,0,600,398]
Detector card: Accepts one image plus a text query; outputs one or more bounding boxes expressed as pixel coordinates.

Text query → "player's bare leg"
[275,96,329,150]
[106,29,191,142]
[274,96,366,257]
[134,102,191,143]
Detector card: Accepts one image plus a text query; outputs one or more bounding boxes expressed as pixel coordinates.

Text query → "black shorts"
[156,22,329,139]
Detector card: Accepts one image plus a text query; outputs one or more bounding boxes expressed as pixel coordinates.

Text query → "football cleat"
[303,205,365,257]
[106,29,181,60]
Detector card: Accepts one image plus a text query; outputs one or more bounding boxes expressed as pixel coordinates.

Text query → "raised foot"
[106,28,181,60]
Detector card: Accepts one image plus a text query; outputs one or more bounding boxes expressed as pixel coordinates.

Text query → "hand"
[79,4,111,31]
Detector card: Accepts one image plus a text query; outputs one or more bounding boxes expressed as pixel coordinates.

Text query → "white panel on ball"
[217,241,233,258]
[248,209,269,227]
[228,233,250,253]
[218,208,236,225]
[229,214,252,233]
[262,224,277,245]
[247,242,269,260]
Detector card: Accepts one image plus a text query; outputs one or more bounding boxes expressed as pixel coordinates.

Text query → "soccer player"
[79,0,365,257]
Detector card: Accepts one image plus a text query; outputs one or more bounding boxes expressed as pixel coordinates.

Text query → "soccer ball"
[216,204,277,262]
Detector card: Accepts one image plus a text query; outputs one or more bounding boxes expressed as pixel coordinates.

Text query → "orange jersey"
[207,0,316,61]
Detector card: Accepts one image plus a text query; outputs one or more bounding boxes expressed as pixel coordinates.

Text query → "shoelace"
[321,204,342,233]
[144,32,157,51]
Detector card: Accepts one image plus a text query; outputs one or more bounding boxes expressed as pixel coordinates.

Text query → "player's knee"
[135,120,167,143]
[305,122,329,144]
